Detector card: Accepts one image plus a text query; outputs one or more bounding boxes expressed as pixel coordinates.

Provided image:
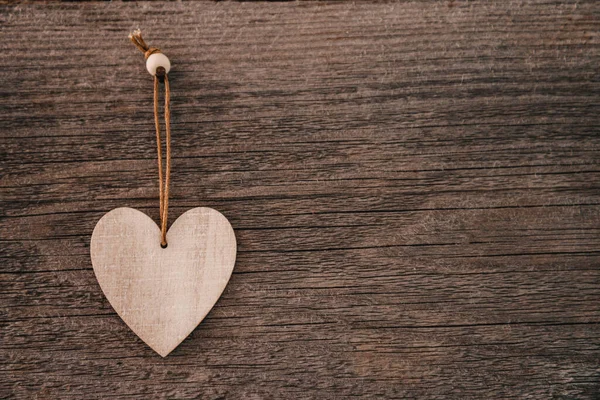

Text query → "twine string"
[162,74,171,246]
[129,29,161,60]
[130,30,171,247]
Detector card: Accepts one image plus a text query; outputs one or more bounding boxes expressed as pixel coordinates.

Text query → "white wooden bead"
[146,53,171,76]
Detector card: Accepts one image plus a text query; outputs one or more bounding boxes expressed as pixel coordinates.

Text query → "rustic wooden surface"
[1,1,599,398]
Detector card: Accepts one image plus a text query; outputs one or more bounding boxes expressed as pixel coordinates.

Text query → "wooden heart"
[90,207,236,357]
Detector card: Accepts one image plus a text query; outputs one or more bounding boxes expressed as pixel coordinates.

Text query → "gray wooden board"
[1,1,599,398]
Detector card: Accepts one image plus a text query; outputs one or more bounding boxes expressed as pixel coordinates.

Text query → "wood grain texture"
[91,207,236,357]
[1,1,599,398]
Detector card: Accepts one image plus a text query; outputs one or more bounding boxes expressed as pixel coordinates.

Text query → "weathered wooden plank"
[1,1,599,399]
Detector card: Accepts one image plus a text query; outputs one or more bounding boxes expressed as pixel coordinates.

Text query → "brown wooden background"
[1,1,599,398]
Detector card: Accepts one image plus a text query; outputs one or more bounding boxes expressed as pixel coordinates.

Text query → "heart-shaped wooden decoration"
[91,207,236,357]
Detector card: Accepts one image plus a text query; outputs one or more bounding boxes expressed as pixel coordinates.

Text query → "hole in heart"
[161,243,168,249]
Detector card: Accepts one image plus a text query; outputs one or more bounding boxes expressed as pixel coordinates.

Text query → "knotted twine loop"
[129,30,171,247]
[129,29,162,61]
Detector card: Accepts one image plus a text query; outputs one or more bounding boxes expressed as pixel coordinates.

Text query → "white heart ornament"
[91,207,236,357]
